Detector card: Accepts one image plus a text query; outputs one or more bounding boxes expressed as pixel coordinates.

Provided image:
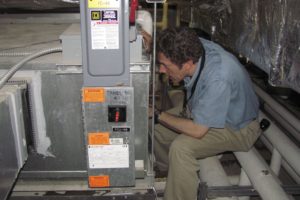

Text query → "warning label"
[88,144,129,169]
[82,88,105,103]
[89,175,110,187]
[90,10,119,49]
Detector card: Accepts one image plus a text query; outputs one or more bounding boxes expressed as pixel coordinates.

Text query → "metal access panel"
[82,87,135,187]
[0,85,28,200]
[80,0,130,86]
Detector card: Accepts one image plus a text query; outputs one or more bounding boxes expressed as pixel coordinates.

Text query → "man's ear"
[182,59,194,71]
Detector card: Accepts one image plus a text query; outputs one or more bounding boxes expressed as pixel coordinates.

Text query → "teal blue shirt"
[184,38,259,130]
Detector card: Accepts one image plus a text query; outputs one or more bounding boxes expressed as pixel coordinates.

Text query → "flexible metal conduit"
[0,52,33,57]
[0,47,62,90]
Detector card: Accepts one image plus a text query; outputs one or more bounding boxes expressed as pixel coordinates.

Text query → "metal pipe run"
[234,148,290,200]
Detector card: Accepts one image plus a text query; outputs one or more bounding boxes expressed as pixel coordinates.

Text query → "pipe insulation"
[198,156,237,200]
[234,148,290,200]
[259,111,300,176]
[238,169,251,200]
[270,148,282,176]
[0,47,62,90]
[263,103,300,141]
[260,136,300,184]
[136,10,153,36]
[253,84,300,133]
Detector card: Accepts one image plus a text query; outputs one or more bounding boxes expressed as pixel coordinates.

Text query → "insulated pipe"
[260,136,300,184]
[270,148,282,176]
[253,84,300,133]
[0,47,62,90]
[259,111,300,176]
[238,169,251,200]
[136,10,153,36]
[198,156,237,200]
[264,103,300,141]
[234,148,290,200]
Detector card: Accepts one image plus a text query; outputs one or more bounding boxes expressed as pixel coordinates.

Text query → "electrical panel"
[80,0,130,86]
[80,0,135,187]
[82,87,135,187]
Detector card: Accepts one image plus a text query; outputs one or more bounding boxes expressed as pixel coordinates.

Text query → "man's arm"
[158,111,209,139]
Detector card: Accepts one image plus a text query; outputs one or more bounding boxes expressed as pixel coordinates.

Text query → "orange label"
[82,88,105,103]
[88,132,110,145]
[89,175,110,187]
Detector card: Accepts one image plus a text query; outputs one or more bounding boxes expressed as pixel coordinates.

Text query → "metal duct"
[178,0,300,93]
[0,0,79,10]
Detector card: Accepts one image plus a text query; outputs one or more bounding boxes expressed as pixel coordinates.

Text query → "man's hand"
[148,106,161,124]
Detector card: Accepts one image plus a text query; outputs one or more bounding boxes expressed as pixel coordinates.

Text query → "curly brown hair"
[156,27,203,67]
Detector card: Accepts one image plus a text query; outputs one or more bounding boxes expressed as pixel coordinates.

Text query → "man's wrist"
[154,110,162,124]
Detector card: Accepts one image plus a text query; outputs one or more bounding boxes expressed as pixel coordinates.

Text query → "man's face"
[158,53,186,85]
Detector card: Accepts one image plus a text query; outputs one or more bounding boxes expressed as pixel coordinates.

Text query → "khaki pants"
[154,107,261,200]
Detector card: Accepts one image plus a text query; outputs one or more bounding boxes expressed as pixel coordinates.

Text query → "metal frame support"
[198,183,300,199]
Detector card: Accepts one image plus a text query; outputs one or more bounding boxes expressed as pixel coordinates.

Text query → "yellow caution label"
[88,0,120,9]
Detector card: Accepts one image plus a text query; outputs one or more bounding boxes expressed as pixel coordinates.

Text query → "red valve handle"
[130,0,139,24]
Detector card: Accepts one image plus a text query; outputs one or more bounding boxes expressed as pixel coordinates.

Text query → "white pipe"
[227,175,240,186]
[270,148,282,176]
[234,148,290,200]
[238,169,251,200]
[264,104,300,141]
[254,84,300,132]
[259,111,300,176]
[260,136,300,184]
[136,10,153,36]
[198,156,237,200]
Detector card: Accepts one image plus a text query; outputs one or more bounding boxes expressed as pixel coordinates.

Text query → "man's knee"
[169,136,194,161]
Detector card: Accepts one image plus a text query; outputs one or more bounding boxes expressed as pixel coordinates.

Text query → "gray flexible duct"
[0,52,34,57]
[0,47,62,90]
